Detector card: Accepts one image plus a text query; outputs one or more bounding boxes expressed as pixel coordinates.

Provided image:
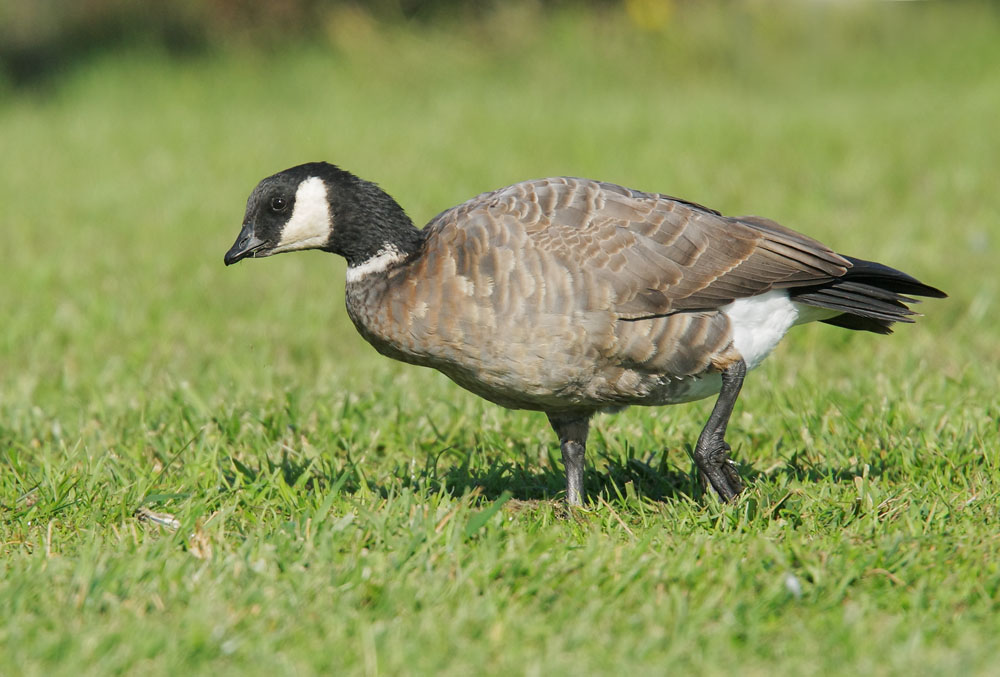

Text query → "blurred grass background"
[2,1,999,675]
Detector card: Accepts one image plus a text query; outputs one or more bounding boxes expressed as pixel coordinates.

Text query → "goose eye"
[270,196,287,212]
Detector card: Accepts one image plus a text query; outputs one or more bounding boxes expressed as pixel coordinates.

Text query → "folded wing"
[428,177,851,319]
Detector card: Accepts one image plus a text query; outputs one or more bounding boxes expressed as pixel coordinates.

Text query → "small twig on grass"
[45,519,56,558]
[435,487,482,533]
[134,506,181,531]
[598,495,635,539]
[865,568,908,587]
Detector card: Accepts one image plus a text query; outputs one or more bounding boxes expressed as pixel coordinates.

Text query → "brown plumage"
[225,163,945,505]
[349,179,845,407]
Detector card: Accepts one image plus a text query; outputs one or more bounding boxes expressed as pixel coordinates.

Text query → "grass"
[2,2,999,674]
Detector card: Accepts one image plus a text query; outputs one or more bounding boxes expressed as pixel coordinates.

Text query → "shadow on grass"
[213,446,702,504]
[432,448,876,504]
[212,443,872,507]
[762,449,886,486]
[434,454,701,504]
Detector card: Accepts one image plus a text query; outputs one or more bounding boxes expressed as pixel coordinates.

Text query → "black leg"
[547,414,591,506]
[693,359,747,502]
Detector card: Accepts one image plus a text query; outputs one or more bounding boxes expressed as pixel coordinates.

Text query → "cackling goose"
[225,162,945,505]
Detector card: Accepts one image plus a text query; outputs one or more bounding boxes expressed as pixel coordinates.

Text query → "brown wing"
[426,177,850,320]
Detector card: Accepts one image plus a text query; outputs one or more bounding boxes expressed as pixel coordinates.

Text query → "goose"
[224,162,945,506]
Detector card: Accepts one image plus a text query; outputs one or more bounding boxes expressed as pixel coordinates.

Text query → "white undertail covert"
[721,290,802,370]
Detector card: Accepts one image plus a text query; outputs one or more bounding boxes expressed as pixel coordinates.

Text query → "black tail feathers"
[790,255,946,334]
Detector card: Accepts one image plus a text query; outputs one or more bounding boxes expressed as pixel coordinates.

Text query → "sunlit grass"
[2,3,999,675]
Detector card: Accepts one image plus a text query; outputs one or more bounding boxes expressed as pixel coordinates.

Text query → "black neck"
[317,165,425,267]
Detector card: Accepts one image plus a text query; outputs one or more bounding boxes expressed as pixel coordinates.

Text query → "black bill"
[224,222,266,266]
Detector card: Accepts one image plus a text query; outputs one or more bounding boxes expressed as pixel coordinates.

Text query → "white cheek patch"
[272,176,331,254]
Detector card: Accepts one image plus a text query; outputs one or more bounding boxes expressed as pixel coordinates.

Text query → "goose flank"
[225,162,946,505]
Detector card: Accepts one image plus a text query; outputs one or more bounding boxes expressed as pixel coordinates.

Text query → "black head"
[225,162,350,265]
[224,162,421,268]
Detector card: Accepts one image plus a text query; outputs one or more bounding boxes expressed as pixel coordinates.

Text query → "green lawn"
[2,3,999,675]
